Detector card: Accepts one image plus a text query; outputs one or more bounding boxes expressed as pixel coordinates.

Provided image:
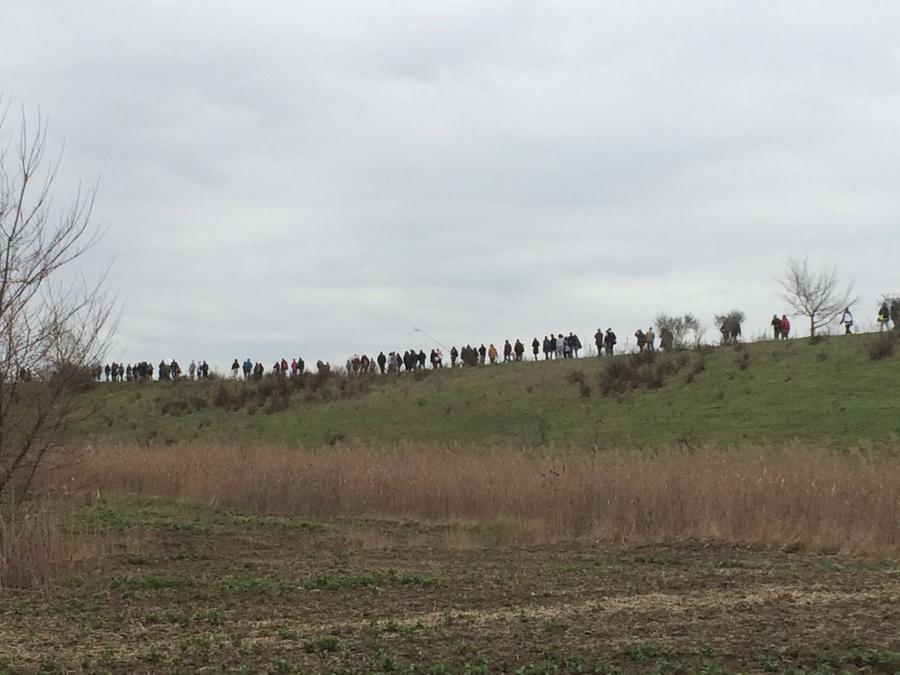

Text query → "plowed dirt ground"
[1,498,898,673]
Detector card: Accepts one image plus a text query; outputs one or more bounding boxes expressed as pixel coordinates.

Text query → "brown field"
[1,443,899,673]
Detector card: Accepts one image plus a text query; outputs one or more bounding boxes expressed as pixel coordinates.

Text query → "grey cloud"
[3,1,900,370]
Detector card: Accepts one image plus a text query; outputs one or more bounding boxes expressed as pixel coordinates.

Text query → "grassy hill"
[73,333,900,448]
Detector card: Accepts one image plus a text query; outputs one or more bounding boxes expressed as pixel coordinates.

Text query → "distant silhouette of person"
[604,329,617,356]
[780,315,790,340]
[878,303,890,331]
[570,332,582,357]
[634,329,646,352]
[840,307,854,335]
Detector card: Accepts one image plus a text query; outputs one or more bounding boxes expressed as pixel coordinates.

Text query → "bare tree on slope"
[779,258,858,337]
[0,101,113,500]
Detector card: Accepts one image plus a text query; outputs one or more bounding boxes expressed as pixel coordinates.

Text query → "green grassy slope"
[73,333,900,448]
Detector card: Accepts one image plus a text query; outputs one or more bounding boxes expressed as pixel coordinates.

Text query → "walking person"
[780,315,791,340]
[840,307,854,335]
[878,302,890,332]
[604,329,617,356]
[571,333,582,358]
[771,315,782,340]
[532,338,540,361]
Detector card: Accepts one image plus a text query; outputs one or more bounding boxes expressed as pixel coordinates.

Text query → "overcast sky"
[3,1,899,369]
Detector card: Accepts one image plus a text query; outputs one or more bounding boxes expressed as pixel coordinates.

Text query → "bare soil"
[1,499,898,673]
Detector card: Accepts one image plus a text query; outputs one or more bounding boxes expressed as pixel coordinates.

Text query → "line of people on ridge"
[348,332,588,376]
[229,357,324,380]
[95,360,212,382]
[96,300,900,383]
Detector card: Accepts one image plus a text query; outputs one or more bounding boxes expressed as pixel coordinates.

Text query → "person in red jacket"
[780,315,791,340]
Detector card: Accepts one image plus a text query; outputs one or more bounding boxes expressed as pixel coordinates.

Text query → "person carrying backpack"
[604,329,617,356]
[878,303,890,331]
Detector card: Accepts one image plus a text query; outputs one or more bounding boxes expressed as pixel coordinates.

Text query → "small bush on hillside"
[263,396,291,415]
[867,332,896,361]
[338,376,369,400]
[566,370,586,385]
[211,383,233,410]
[736,352,750,371]
[715,309,745,345]
[599,351,686,396]
[599,358,640,396]
[655,313,705,350]
[684,356,706,385]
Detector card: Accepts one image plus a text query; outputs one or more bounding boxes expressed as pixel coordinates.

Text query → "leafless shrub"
[654,313,705,349]
[780,257,858,337]
[0,101,114,500]
[867,332,896,361]
[715,309,745,345]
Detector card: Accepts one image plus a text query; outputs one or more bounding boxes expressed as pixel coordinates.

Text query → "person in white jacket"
[840,307,854,335]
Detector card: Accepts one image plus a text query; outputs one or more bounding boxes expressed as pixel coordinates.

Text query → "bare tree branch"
[0,98,113,501]
[779,257,859,337]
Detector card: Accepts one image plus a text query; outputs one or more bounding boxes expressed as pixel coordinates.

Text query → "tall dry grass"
[51,442,900,555]
[0,503,82,591]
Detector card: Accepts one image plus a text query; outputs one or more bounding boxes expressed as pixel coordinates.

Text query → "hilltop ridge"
[73,333,900,448]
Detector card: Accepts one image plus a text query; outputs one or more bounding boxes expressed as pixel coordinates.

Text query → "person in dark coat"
[771,314,782,340]
[503,340,513,362]
[570,332,582,358]
[604,329,617,356]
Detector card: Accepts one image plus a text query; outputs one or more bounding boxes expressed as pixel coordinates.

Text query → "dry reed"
[0,503,82,591]
[49,442,900,555]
